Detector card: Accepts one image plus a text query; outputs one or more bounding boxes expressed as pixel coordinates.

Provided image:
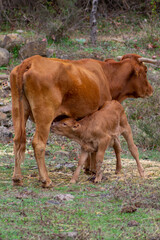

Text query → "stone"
[0,34,25,50]
[0,111,7,121]
[0,74,9,80]
[0,126,13,142]
[121,204,137,213]
[128,220,139,227]
[62,232,78,239]
[16,30,24,33]
[54,163,64,170]
[54,194,74,202]
[54,150,69,157]
[46,48,55,57]
[0,48,10,66]
[19,41,47,59]
[64,163,76,171]
[0,103,12,113]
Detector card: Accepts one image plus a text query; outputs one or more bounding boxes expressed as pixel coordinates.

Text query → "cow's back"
[22,56,112,119]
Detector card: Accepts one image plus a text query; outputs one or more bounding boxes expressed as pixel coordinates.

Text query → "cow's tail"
[10,58,32,165]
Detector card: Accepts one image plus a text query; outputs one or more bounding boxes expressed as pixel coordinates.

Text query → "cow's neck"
[102,61,132,103]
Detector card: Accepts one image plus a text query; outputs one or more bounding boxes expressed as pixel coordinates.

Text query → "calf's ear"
[72,122,80,131]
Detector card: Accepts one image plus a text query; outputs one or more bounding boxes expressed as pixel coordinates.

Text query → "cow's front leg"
[32,123,52,188]
[70,150,88,183]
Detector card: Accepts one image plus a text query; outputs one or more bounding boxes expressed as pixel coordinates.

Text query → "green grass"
[0,12,160,239]
[0,141,160,240]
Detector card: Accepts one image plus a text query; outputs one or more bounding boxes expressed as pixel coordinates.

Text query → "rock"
[46,48,55,57]
[54,150,69,157]
[121,204,137,213]
[19,41,47,59]
[127,220,139,227]
[0,103,12,113]
[148,236,160,240]
[0,48,10,66]
[16,30,24,33]
[67,232,78,238]
[64,163,76,171]
[0,34,25,50]
[0,74,9,80]
[54,194,74,202]
[0,111,7,121]
[47,200,61,205]
[62,232,78,239]
[54,163,64,170]
[0,126,13,142]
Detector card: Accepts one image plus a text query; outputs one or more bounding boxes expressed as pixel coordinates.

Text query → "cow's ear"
[72,122,80,131]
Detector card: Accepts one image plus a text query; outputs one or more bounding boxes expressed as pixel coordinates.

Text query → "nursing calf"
[11,54,152,187]
[51,101,144,183]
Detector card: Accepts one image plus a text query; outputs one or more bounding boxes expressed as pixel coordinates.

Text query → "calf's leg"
[95,136,111,183]
[122,125,144,177]
[70,150,88,183]
[84,152,96,174]
[113,138,122,174]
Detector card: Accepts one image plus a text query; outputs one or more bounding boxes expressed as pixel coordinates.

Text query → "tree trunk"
[90,0,99,45]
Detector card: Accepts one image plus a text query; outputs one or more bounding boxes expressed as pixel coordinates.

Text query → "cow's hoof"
[70,179,76,184]
[115,170,121,175]
[12,177,23,186]
[41,179,53,188]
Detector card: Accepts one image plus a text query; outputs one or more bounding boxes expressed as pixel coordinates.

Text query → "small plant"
[11,45,21,59]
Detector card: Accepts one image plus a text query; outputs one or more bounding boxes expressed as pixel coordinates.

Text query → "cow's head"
[51,118,81,139]
[118,54,153,100]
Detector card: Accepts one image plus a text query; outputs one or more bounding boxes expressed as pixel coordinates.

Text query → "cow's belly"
[55,98,101,119]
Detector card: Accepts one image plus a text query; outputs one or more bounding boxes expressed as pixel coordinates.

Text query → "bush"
[123,71,160,149]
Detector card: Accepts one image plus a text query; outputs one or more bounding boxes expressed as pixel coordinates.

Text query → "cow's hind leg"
[122,125,144,177]
[32,120,53,188]
[12,97,30,186]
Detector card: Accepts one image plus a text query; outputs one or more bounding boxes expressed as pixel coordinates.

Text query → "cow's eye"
[63,123,67,126]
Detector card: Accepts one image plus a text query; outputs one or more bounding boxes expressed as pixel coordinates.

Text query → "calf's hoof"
[70,179,76,184]
[139,169,145,178]
[41,179,53,188]
[94,174,102,183]
[94,177,102,183]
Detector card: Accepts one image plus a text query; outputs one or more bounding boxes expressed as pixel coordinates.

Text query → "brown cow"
[10,54,152,187]
[51,100,144,183]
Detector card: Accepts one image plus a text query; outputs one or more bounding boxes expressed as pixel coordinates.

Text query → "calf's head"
[51,118,81,139]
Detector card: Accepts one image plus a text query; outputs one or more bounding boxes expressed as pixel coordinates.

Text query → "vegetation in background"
[0,3,160,239]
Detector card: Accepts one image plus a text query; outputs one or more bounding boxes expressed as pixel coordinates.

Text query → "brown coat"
[10,54,151,187]
[51,100,144,183]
